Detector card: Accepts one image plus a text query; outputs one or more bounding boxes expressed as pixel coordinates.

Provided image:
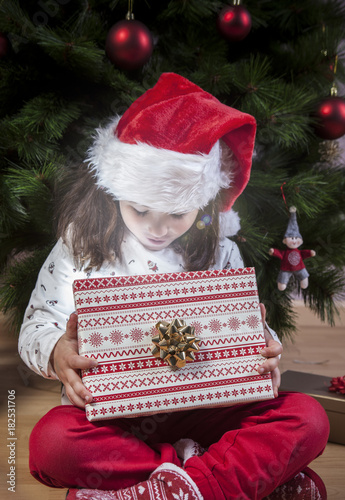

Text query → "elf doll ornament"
[269,207,316,291]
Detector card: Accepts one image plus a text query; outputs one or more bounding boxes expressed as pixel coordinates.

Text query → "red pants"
[29,392,329,500]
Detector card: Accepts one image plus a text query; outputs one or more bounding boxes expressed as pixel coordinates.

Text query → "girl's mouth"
[147,238,166,245]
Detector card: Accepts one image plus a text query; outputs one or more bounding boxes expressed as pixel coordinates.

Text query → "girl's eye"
[134,209,148,217]
[171,214,184,219]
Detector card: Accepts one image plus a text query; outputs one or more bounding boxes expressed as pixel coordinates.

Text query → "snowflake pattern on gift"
[246,315,260,329]
[109,330,123,345]
[148,325,158,337]
[89,332,103,348]
[75,268,274,421]
[191,321,203,336]
[228,317,241,331]
[208,319,222,334]
[130,327,144,343]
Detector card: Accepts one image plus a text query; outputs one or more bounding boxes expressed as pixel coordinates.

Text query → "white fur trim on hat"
[86,117,232,214]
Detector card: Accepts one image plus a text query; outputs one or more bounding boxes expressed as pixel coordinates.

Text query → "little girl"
[19,73,329,500]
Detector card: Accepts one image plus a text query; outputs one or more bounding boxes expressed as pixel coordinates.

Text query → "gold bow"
[152,319,201,370]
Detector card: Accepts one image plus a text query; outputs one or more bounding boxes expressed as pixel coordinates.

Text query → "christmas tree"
[1,0,345,338]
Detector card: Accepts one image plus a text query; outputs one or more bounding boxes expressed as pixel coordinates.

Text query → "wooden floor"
[0,303,344,500]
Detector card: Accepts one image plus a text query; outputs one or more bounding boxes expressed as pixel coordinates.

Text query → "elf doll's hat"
[284,206,302,239]
[86,72,256,215]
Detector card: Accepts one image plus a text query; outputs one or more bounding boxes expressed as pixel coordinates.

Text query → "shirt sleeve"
[18,239,80,380]
[216,238,245,269]
[265,322,281,345]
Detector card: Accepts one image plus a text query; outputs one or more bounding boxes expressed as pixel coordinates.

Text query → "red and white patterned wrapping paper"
[73,268,274,421]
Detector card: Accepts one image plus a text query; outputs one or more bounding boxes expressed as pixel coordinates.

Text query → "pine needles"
[0,0,344,337]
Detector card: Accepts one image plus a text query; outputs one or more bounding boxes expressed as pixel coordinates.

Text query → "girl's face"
[119,201,199,251]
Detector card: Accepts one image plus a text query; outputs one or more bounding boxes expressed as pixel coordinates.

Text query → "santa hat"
[284,206,302,239]
[86,73,256,231]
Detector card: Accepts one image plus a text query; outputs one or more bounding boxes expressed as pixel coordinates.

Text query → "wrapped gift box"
[280,370,345,445]
[73,268,274,421]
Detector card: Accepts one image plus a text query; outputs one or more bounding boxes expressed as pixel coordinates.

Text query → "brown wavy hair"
[56,165,221,272]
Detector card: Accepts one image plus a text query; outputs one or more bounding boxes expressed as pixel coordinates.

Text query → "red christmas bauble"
[313,96,345,140]
[105,20,153,71]
[217,5,252,42]
[0,32,10,58]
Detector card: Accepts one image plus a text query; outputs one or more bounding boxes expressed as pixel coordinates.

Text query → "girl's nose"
[147,215,168,238]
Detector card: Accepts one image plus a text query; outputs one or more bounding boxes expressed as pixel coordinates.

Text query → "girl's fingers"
[271,367,281,398]
[257,355,279,375]
[260,340,283,358]
[69,353,98,371]
[65,372,94,407]
[65,312,78,339]
[65,388,89,408]
[257,360,281,397]
[259,303,266,326]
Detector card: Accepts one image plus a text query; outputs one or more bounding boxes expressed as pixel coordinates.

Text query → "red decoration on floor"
[329,375,345,395]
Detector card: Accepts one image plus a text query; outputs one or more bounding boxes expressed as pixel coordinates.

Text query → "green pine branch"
[0,94,82,162]
[35,26,105,80]
[303,266,345,326]
[0,0,344,339]
[0,157,64,270]
[0,247,54,333]
[0,0,36,39]
[158,0,223,24]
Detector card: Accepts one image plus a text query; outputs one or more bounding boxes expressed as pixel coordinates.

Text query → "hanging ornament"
[313,53,345,140]
[312,90,345,140]
[268,205,316,292]
[217,1,252,42]
[0,33,10,59]
[105,0,153,71]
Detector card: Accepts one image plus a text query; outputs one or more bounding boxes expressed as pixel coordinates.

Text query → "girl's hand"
[51,313,98,408]
[257,304,283,398]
